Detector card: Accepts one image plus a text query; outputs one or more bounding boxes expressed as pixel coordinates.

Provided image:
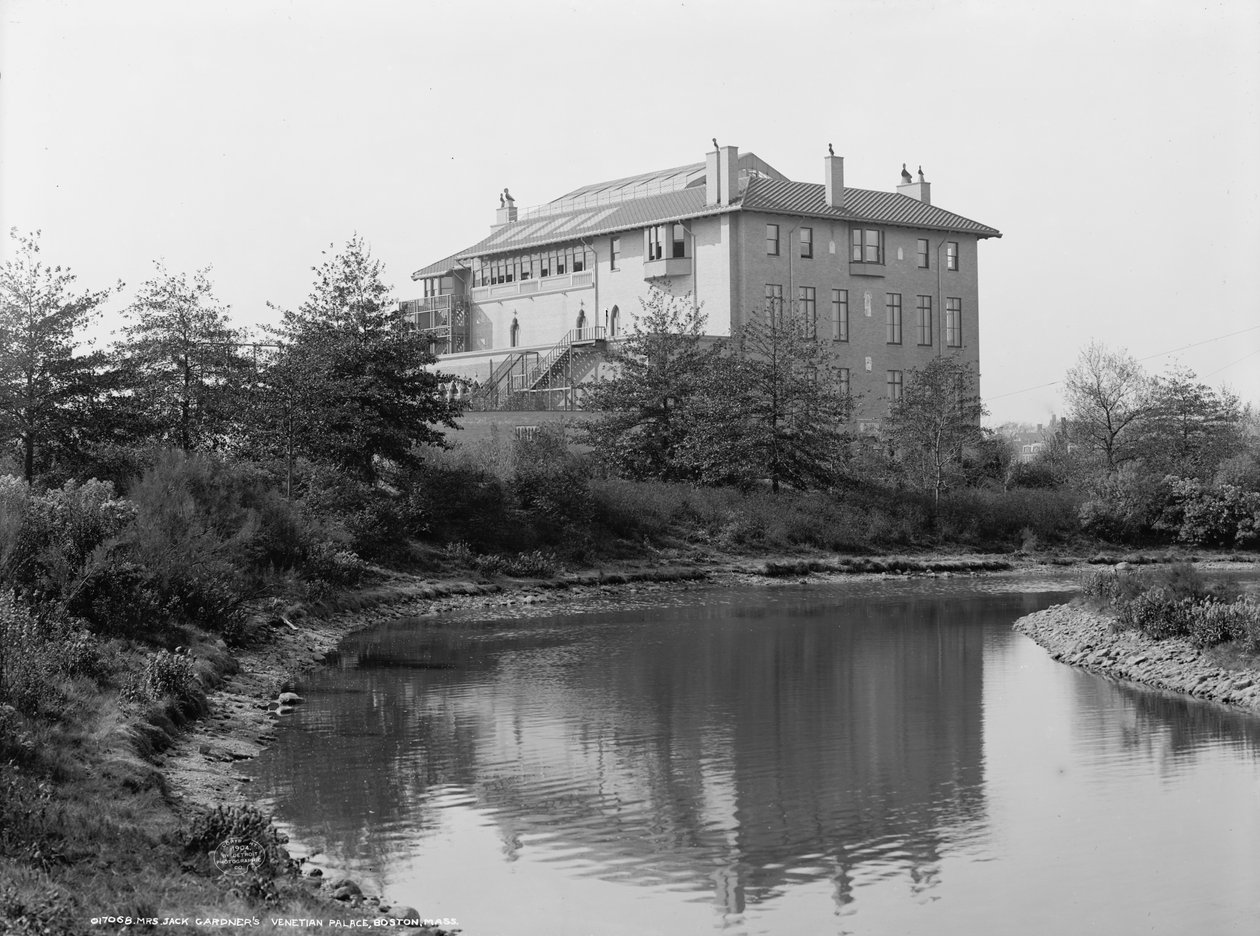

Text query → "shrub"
[120,649,199,705]
[0,592,103,715]
[1157,478,1260,549]
[1186,599,1257,649]
[1115,588,1196,640]
[499,549,561,578]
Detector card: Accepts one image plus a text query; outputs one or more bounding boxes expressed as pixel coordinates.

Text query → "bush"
[120,649,199,705]
[0,592,103,715]
[1157,478,1260,548]
[1115,588,1197,639]
[1186,599,1257,649]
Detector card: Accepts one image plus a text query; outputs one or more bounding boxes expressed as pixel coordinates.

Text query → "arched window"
[609,305,620,337]
[510,318,520,348]
[576,308,587,331]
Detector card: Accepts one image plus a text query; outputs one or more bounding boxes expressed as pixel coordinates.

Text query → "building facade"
[407,144,1000,420]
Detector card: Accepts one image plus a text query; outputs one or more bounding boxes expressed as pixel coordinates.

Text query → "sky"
[2,0,1258,425]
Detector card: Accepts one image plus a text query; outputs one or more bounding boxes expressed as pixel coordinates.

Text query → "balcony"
[643,257,692,280]
[470,270,594,302]
[400,295,464,331]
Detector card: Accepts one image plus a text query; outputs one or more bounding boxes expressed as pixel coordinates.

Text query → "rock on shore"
[1014,604,1260,714]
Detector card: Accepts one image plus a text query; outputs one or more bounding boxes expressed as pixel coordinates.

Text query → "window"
[839,367,850,397]
[647,227,664,261]
[610,236,621,271]
[799,286,816,336]
[800,226,813,259]
[916,295,932,346]
[917,238,929,269]
[851,228,883,263]
[671,223,686,259]
[766,223,780,256]
[510,318,520,348]
[887,370,904,402]
[610,305,620,336]
[832,289,849,341]
[886,293,902,344]
[946,297,962,347]
[764,283,783,317]
[946,241,959,271]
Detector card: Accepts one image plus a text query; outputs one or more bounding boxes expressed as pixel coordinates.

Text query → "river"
[243,573,1260,935]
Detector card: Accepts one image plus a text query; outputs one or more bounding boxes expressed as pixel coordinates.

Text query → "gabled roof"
[413,157,999,279]
[740,176,1002,238]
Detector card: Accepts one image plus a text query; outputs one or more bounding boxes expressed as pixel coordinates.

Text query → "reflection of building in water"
[252,598,989,917]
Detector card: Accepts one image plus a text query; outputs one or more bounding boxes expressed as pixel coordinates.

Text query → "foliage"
[582,286,716,480]
[120,649,199,704]
[1136,366,1244,480]
[117,263,255,452]
[884,356,987,504]
[0,229,116,481]
[1154,478,1260,548]
[1063,341,1153,474]
[252,236,462,482]
[679,301,854,491]
[0,592,102,715]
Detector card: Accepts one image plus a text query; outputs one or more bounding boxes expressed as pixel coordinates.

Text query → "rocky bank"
[1014,603,1260,714]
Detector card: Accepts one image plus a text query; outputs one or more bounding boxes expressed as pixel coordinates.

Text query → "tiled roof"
[413,167,999,279]
[740,176,1001,238]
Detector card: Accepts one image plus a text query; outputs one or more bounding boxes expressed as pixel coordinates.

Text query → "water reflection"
[245,580,1260,935]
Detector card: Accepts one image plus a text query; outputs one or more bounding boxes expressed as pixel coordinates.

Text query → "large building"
[407,144,1000,420]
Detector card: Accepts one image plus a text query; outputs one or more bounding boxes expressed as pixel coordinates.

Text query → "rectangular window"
[886,293,902,344]
[800,226,813,259]
[572,247,585,273]
[646,226,663,262]
[766,223,780,256]
[839,367,850,397]
[799,286,816,336]
[671,223,686,259]
[887,370,904,402]
[946,241,959,271]
[764,283,783,317]
[917,238,929,268]
[831,288,849,341]
[946,297,963,347]
[852,228,883,263]
[916,295,932,346]
[610,236,620,270]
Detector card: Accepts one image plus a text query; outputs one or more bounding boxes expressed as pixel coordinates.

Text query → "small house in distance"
[406,143,1000,421]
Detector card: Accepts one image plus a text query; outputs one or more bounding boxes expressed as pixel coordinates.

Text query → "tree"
[1063,342,1153,474]
[1136,366,1244,479]
[581,286,716,480]
[680,299,855,491]
[0,230,115,481]
[252,236,461,482]
[884,356,987,504]
[117,264,254,451]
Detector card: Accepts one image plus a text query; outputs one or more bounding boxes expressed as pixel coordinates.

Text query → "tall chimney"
[825,149,844,208]
[897,166,931,204]
[718,145,738,206]
[705,146,721,205]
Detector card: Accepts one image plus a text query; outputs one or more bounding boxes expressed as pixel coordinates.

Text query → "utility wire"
[986,323,1260,402]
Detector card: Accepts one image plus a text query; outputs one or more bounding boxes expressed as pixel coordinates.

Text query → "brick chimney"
[825,147,844,208]
[706,141,738,206]
[897,166,931,205]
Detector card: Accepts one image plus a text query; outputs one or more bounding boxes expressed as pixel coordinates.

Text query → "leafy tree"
[118,264,254,451]
[680,299,854,492]
[884,356,987,505]
[1137,366,1244,479]
[1063,342,1153,475]
[0,230,115,481]
[582,286,716,480]
[253,236,461,482]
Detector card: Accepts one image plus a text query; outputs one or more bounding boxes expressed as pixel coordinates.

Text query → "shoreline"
[157,552,1259,917]
[1013,603,1260,714]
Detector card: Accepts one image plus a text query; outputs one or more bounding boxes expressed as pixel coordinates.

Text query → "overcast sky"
[3,0,1258,424]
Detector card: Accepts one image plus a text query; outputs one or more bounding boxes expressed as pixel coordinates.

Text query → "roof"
[740,176,1001,238]
[413,157,999,279]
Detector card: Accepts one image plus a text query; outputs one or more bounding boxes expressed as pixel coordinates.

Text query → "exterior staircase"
[468,327,607,411]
